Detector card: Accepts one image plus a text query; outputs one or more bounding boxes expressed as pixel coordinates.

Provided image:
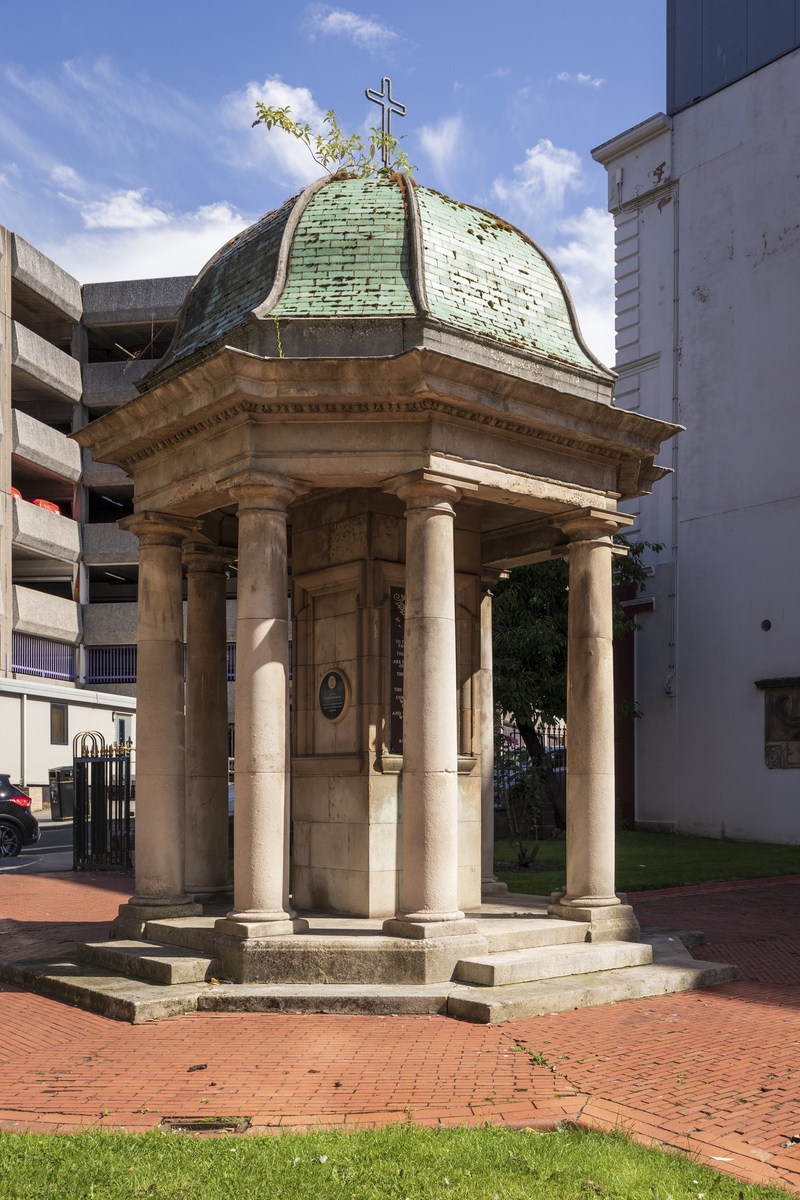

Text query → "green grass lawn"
[495,829,800,896]
[0,1126,789,1200]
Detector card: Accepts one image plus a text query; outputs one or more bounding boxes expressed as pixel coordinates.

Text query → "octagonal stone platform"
[0,893,736,1025]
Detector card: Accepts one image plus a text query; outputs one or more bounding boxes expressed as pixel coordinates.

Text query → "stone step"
[144,917,218,952]
[448,938,737,1022]
[78,939,222,985]
[0,957,451,1024]
[0,937,737,1026]
[480,918,590,954]
[145,915,592,959]
[455,939,652,987]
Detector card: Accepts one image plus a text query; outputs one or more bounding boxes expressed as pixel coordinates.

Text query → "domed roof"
[153,175,607,384]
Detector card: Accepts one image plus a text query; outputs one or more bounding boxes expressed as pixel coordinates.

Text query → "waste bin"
[48,766,74,820]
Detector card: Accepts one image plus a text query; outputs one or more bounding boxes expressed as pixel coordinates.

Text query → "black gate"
[73,732,134,871]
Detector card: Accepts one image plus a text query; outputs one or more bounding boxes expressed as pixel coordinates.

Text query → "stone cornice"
[73,347,680,483]
[109,395,656,479]
[591,113,672,165]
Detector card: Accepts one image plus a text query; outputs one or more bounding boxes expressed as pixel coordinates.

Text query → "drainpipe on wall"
[19,692,27,787]
[665,149,680,700]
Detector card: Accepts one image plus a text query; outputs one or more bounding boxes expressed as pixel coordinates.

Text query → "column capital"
[384,469,478,510]
[219,469,306,513]
[556,507,634,544]
[182,539,237,573]
[119,510,202,547]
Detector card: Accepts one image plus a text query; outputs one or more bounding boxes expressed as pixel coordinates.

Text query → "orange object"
[10,487,22,500]
[32,498,61,514]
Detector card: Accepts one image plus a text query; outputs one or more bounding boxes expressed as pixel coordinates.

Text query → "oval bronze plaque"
[319,670,348,720]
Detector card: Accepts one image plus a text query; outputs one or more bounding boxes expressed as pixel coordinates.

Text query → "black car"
[0,775,40,857]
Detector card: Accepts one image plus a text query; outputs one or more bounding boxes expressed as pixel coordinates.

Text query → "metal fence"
[495,719,567,844]
[11,632,76,682]
[85,644,138,685]
[73,732,133,871]
[84,643,238,685]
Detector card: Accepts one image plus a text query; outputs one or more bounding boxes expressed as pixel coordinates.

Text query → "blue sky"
[0,2,665,365]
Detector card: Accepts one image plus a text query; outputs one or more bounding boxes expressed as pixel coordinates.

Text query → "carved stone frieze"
[117,394,629,473]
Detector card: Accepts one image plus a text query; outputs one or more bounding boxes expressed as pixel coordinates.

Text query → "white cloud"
[492,140,613,364]
[546,206,615,367]
[419,115,463,181]
[49,163,85,191]
[43,200,247,283]
[220,76,325,187]
[557,71,606,88]
[80,189,171,230]
[492,138,586,223]
[306,5,400,51]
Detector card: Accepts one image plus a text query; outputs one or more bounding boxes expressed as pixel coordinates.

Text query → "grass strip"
[0,1125,789,1200]
[495,830,800,896]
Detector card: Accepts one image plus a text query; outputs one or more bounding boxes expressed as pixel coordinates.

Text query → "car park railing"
[11,632,76,682]
[84,642,238,684]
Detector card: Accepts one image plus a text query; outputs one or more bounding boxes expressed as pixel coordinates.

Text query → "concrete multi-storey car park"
[0,226,197,804]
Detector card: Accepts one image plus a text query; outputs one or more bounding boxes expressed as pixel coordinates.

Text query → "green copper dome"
[154,174,607,382]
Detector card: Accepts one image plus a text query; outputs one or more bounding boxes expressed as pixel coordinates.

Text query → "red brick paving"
[1,872,800,1193]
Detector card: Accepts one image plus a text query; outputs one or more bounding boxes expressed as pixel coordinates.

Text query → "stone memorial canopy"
[74,173,680,986]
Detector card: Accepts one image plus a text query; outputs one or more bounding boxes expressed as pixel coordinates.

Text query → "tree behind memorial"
[492,538,660,826]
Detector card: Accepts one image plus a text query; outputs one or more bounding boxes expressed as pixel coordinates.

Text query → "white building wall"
[0,677,135,804]
[594,47,800,844]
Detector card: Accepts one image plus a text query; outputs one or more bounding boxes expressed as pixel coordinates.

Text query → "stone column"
[480,581,507,895]
[183,540,234,901]
[384,478,477,939]
[113,511,202,938]
[216,472,307,940]
[547,509,639,942]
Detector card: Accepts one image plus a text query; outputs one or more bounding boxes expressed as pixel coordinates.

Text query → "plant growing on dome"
[252,105,416,177]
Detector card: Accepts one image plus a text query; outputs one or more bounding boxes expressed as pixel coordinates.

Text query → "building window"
[51,703,68,745]
[115,714,131,745]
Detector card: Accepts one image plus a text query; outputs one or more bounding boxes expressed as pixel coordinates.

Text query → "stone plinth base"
[546,900,640,943]
[0,932,737,1025]
[481,879,509,896]
[214,917,310,940]
[211,928,486,985]
[383,917,479,940]
[111,902,203,941]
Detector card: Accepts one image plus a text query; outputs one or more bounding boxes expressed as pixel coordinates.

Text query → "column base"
[547,898,640,943]
[215,916,309,940]
[383,916,479,940]
[186,884,234,905]
[111,900,203,940]
[481,877,509,896]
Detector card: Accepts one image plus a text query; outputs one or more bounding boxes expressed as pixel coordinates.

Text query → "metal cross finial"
[365,77,406,168]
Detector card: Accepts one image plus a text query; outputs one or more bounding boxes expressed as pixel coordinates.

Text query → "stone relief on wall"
[757,678,800,769]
